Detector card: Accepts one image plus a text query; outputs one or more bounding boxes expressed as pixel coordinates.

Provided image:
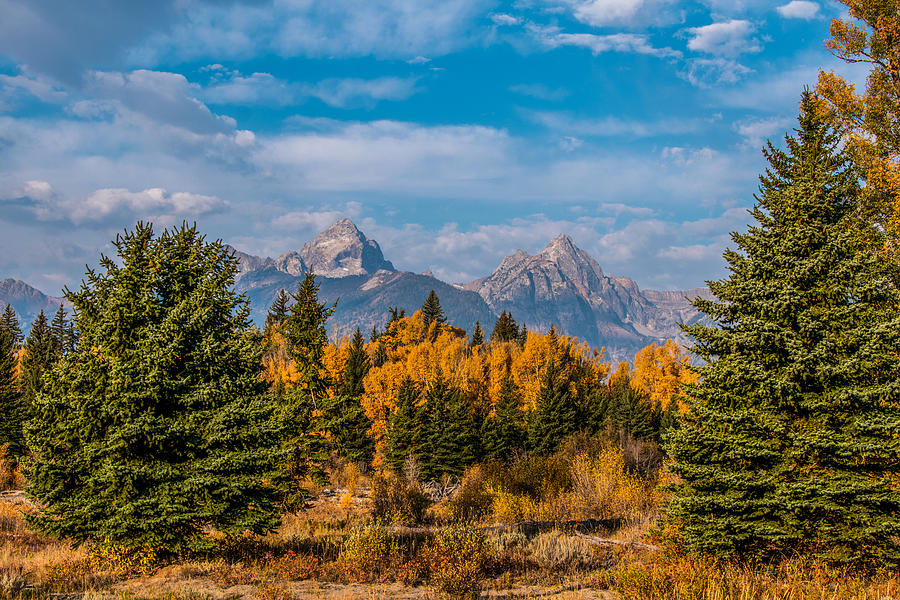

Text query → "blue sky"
[0,0,865,294]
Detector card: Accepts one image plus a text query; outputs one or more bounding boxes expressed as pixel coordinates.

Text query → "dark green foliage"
[419,377,477,479]
[527,359,577,456]
[608,379,655,440]
[491,311,519,342]
[0,323,22,454]
[517,323,528,348]
[1,305,22,349]
[370,325,379,343]
[481,375,525,460]
[24,223,282,552]
[50,305,76,356]
[470,321,484,347]
[265,288,290,333]
[372,341,388,368]
[384,377,421,472]
[19,311,55,412]
[667,93,900,566]
[421,290,446,328]
[278,272,335,503]
[387,306,406,328]
[322,328,374,463]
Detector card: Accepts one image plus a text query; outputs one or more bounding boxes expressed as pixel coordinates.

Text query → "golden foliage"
[816,0,900,240]
[630,340,698,412]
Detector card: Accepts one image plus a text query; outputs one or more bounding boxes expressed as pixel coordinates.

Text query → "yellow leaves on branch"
[630,339,698,412]
[816,0,900,237]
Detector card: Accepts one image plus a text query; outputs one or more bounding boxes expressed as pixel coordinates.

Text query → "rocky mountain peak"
[299,219,395,278]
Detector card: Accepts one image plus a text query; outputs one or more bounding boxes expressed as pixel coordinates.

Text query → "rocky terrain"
[2,219,711,360]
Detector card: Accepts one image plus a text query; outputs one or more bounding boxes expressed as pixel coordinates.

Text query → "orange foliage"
[630,339,698,412]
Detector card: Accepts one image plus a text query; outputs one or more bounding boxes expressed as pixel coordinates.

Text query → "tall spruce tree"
[50,305,75,356]
[1,305,22,349]
[527,358,578,455]
[279,272,335,502]
[419,377,476,479]
[667,93,900,565]
[19,311,55,412]
[322,328,374,462]
[421,290,446,331]
[265,289,290,333]
[24,223,282,551]
[481,374,526,460]
[491,311,519,342]
[384,377,421,472]
[0,323,21,454]
[470,321,484,347]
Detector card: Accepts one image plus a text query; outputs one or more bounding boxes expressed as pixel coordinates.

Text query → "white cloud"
[528,111,705,137]
[0,72,67,104]
[734,116,793,148]
[86,69,234,134]
[679,57,753,87]
[532,25,681,58]
[202,72,420,108]
[685,20,762,57]
[776,1,819,19]
[5,181,226,225]
[546,0,682,28]
[138,0,494,63]
[407,56,432,64]
[491,13,521,25]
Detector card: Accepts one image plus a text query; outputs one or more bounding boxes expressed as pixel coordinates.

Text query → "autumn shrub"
[568,448,657,522]
[208,561,257,586]
[266,551,321,581]
[426,527,492,600]
[0,566,27,599]
[371,471,429,526]
[256,580,299,600]
[337,526,396,582]
[526,530,596,572]
[88,539,164,576]
[41,557,102,592]
[448,465,495,523]
[0,446,22,492]
[604,554,900,600]
[0,504,26,536]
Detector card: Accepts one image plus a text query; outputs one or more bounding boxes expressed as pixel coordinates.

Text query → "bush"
[569,448,657,522]
[448,465,495,523]
[426,527,492,599]
[338,527,396,582]
[371,471,430,526]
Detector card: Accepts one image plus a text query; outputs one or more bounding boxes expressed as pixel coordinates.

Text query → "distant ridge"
[0,278,71,331]
[231,220,710,361]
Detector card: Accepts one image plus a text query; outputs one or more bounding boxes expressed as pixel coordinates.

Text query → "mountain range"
[1,219,711,363]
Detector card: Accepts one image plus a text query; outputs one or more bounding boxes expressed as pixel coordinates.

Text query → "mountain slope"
[0,278,71,330]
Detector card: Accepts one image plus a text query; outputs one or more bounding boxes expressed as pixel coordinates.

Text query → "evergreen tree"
[470,321,484,347]
[0,323,22,454]
[50,305,75,356]
[421,290,446,331]
[387,306,406,328]
[517,323,528,348]
[1,305,22,349]
[608,378,655,440]
[527,359,577,455]
[481,375,525,460]
[322,328,374,462]
[384,377,421,472]
[491,311,519,342]
[372,341,388,368]
[279,272,335,502]
[25,223,281,551]
[419,377,476,479]
[19,311,54,412]
[370,325,379,343]
[668,93,900,565]
[265,288,290,333]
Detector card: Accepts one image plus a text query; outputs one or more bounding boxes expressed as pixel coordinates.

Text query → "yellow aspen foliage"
[609,361,632,388]
[323,337,351,397]
[631,339,698,412]
[816,0,900,241]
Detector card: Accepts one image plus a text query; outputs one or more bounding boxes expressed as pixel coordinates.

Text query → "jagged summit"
[299,219,395,278]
